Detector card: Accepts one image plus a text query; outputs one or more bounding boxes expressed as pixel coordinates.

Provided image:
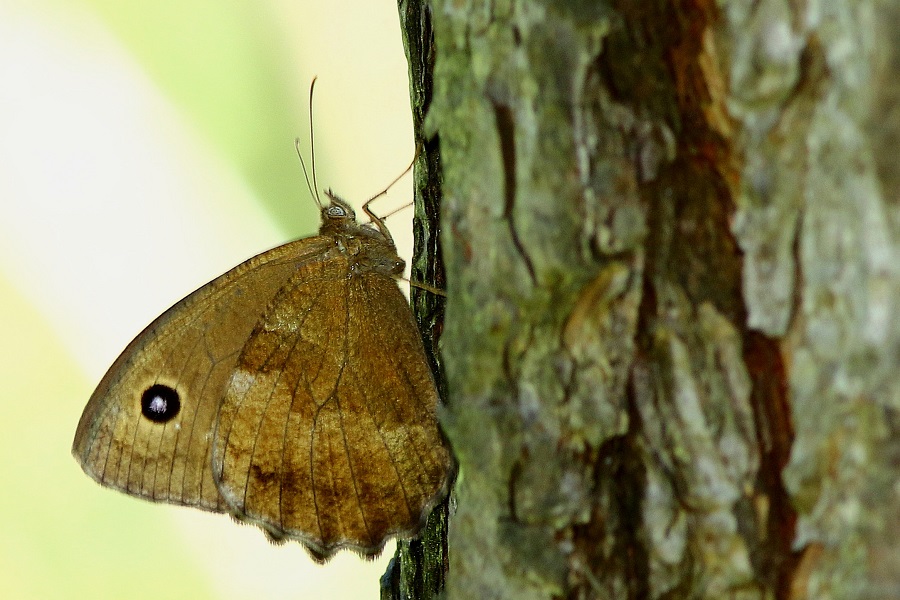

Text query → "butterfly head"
[318,190,403,277]
[320,190,356,229]
[319,189,393,246]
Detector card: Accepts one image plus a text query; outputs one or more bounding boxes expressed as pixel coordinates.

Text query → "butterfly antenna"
[309,77,321,208]
[293,77,322,209]
[294,138,319,209]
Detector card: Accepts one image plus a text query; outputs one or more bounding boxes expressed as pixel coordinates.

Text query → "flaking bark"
[393,1,899,598]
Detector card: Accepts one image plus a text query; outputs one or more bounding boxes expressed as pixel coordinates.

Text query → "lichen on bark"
[394,0,898,598]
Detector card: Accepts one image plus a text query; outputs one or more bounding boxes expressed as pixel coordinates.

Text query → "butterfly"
[72,87,452,561]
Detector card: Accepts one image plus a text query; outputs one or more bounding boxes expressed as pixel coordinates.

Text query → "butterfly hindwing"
[212,259,451,559]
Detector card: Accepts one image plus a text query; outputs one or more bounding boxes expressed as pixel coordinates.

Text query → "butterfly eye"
[326,205,346,218]
[140,384,181,423]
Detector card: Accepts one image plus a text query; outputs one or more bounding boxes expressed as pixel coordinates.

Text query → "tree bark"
[382,2,452,599]
[396,0,899,598]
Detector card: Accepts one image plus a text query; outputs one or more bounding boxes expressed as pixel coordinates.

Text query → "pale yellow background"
[0,0,417,598]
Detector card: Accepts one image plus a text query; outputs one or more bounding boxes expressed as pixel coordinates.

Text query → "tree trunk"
[393,1,899,598]
[382,2,452,599]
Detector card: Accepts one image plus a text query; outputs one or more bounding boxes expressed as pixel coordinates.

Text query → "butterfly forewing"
[72,237,334,512]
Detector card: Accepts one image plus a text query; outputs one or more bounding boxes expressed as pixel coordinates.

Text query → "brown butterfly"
[72,93,452,561]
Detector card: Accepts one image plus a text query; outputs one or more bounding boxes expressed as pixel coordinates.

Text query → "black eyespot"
[326,205,346,217]
[141,384,181,423]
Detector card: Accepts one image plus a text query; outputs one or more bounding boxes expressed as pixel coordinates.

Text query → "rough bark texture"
[415,0,899,599]
[382,1,452,598]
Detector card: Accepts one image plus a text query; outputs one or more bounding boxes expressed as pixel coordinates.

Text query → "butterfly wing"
[72,236,334,513]
[212,260,452,559]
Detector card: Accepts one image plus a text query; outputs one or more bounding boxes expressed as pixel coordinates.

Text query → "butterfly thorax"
[319,191,405,278]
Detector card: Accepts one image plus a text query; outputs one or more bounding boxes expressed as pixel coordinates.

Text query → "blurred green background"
[0,0,416,597]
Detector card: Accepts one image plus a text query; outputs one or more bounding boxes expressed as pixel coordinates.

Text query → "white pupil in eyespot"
[148,396,167,414]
